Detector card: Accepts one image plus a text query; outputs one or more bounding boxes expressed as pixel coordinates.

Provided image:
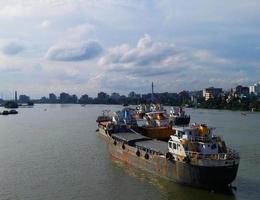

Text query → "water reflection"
[111,157,236,200]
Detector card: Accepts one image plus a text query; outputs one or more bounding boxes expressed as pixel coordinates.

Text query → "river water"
[0,104,259,200]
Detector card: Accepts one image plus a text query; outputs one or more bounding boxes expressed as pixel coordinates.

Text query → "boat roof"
[135,140,168,154]
[172,124,215,131]
[146,111,166,114]
[172,126,193,131]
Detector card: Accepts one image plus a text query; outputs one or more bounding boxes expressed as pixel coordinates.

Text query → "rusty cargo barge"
[96,109,239,190]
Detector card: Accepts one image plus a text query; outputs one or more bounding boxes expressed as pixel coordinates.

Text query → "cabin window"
[178,131,184,138]
[189,131,192,135]
[169,143,172,148]
[173,143,177,150]
[211,144,216,149]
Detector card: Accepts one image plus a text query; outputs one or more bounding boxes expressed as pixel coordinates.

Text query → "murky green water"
[0,104,259,200]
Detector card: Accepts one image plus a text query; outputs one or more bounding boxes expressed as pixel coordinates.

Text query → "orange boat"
[138,111,174,141]
[138,126,174,141]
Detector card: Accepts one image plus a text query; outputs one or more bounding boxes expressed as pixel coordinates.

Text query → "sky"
[0,0,259,98]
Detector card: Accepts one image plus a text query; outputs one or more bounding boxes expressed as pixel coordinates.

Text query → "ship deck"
[135,140,168,154]
[111,131,168,154]
[111,132,150,145]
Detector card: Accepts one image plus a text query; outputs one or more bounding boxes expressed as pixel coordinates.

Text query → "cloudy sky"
[0,0,259,98]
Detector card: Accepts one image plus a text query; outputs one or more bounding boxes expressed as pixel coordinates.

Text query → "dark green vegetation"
[4,101,18,109]
[197,96,260,111]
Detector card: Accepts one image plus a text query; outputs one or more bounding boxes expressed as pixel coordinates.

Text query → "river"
[0,104,259,200]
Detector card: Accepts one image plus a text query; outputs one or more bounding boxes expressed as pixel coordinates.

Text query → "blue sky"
[0,0,259,98]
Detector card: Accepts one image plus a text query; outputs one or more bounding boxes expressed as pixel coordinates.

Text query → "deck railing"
[186,135,222,143]
[185,149,239,160]
[188,136,210,142]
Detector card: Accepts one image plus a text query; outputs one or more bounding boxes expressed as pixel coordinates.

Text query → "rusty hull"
[107,137,239,190]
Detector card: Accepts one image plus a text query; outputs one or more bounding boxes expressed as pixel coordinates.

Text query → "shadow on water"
[111,158,237,200]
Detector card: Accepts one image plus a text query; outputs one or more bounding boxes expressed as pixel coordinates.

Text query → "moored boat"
[96,110,113,136]
[1,110,9,115]
[96,108,138,136]
[169,107,190,126]
[96,112,240,190]
[8,110,18,114]
[138,111,173,140]
[135,104,164,119]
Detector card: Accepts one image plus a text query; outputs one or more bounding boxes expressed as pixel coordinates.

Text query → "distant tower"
[15,91,18,102]
[151,82,154,103]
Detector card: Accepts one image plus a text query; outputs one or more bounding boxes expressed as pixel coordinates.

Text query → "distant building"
[178,91,190,99]
[189,90,203,98]
[249,83,260,96]
[15,91,17,102]
[97,92,109,100]
[59,93,78,103]
[203,87,222,101]
[79,94,89,104]
[60,92,71,103]
[111,92,120,100]
[19,94,30,103]
[40,96,48,103]
[128,91,136,99]
[49,93,57,103]
[190,95,197,103]
[235,85,249,96]
[71,94,78,103]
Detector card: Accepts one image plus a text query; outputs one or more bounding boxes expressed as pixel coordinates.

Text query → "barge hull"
[108,139,238,189]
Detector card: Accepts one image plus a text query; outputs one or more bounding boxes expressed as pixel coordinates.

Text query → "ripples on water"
[0,104,259,200]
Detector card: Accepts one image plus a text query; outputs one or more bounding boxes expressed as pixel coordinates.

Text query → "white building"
[249,83,260,96]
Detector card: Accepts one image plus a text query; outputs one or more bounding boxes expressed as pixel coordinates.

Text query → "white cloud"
[0,4,32,19]
[99,34,176,68]
[95,35,249,93]
[192,50,230,64]
[99,35,231,77]
[64,23,96,42]
[45,40,103,61]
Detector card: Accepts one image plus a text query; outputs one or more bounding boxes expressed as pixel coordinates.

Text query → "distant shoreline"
[33,103,260,112]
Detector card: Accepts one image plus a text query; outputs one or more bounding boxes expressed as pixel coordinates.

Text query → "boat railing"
[186,135,222,143]
[185,150,239,160]
[188,136,210,142]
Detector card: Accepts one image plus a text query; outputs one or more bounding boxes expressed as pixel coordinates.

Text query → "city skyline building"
[249,83,260,96]
[203,87,223,101]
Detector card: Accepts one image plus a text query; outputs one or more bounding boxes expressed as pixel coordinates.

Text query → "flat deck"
[111,131,168,154]
[135,140,168,154]
[111,132,150,144]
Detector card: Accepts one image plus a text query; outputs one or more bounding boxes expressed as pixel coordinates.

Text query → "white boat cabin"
[144,111,169,127]
[168,124,221,157]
